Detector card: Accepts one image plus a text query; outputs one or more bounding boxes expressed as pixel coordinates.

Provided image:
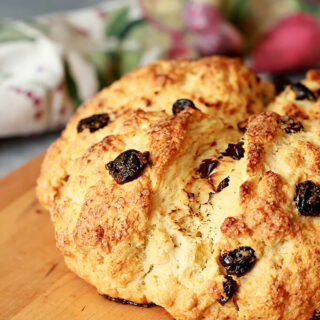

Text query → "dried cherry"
[217,177,230,192]
[294,181,320,216]
[198,159,218,178]
[291,83,316,101]
[106,149,149,184]
[237,120,248,133]
[172,99,198,114]
[221,142,245,160]
[77,113,110,133]
[219,246,256,277]
[278,115,303,134]
[311,310,320,320]
[218,276,238,305]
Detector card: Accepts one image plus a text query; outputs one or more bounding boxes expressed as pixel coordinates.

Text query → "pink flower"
[168,37,189,59]
[182,2,242,56]
[195,23,242,56]
[182,2,223,33]
[252,13,320,73]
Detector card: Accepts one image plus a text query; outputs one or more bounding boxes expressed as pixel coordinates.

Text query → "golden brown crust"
[282,102,310,120]
[37,57,320,320]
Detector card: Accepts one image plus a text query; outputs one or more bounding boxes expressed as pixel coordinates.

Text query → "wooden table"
[0,154,172,320]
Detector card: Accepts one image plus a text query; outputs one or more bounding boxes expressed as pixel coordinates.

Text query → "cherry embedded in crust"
[198,159,218,178]
[219,246,256,277]
[237,120,248,132]
[294,181,320,216]
[218,276,238,305]
[172,99,198,114]
[291,83,316,101]
[311,310,320,320]
[221,142,245,160]
[106,149,149,184]
[278,115,303,134]
[217,177,230,192]
[77,113,110,133]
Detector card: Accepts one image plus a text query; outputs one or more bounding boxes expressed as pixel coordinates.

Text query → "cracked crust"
[37,57,320,320]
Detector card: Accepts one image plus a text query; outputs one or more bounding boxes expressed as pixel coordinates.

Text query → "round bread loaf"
[37,56,320,320]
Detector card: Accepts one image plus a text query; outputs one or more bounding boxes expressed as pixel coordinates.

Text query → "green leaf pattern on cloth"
[105,7,130,37]
[0,23,35,43]
[295,0,320,18]
[64,61,83,109]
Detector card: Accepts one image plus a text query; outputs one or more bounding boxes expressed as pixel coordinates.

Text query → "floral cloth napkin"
[0,0,319,137]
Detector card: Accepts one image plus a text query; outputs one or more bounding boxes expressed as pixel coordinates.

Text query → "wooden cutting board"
[0,153,173,320]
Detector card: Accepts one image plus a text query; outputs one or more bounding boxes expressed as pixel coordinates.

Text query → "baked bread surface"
[37,56,320,320]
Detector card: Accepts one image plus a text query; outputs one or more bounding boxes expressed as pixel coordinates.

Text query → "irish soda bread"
[37,56,320,320]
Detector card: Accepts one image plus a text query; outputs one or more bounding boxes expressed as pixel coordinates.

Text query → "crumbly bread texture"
[37,56,320,320]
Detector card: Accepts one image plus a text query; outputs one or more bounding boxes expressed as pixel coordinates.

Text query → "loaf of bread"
[37,56,320,320]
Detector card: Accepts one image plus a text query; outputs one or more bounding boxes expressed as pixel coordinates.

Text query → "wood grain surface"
[0,153,173,320]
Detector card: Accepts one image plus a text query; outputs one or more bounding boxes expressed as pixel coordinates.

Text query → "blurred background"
[0,0,320,176]
[0,0,102,20]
